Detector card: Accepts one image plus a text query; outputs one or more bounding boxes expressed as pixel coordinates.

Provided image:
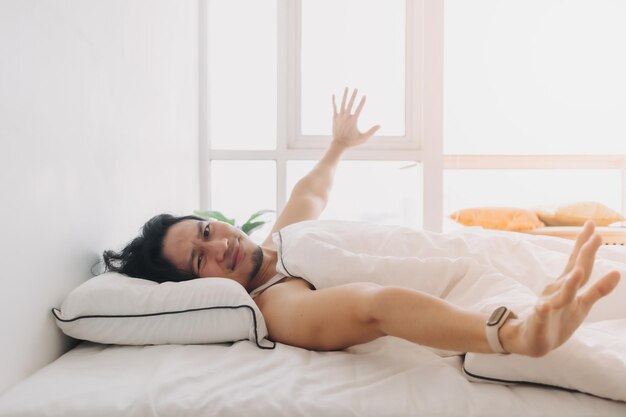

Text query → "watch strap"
[485,307,514,354]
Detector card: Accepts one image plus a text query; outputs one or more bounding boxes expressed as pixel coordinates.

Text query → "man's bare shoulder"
[254,278,313,312]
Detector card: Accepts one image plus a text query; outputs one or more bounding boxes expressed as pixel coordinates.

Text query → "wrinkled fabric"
[274,220,626,400]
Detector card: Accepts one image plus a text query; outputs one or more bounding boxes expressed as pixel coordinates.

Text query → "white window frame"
[199,0,625,231]
[287,0,421,151]
[199,0,444,231]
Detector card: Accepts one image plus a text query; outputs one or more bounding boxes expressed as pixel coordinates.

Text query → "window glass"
[443,169,623,231]
[300,0,406,137]
[444,0,626,154]
[208,0,277,150]
[287,160,421,227]
[210,160,276,243]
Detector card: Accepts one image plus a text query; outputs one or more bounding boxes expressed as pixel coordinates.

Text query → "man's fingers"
[340,87,348,113]
[563,221,595,275]
[354,96,366,117]
[363,124,381,138]
[579,271,621,308]
[552,268,582,308]
[332,94,338,116]
[574,233,602,285]
[347,88,358,114]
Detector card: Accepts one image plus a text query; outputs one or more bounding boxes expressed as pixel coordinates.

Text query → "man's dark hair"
[102,213,204,283]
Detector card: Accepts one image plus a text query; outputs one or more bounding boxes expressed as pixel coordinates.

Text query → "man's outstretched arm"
[256,223,620,355]
[262,88,380,245]
[256,279,505,353]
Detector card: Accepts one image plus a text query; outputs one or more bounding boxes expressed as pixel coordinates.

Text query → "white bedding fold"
[273,220,626,401]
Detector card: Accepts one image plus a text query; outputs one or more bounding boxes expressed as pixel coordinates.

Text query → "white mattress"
[2,339,626,417]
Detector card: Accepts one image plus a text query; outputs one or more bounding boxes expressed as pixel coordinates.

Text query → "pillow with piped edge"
[52,272,274,348]
[463,319,626,402]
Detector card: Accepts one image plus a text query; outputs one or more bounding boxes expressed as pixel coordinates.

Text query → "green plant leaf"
[244,209,275,224]
[241,221,266,235]
[193,210,236,226]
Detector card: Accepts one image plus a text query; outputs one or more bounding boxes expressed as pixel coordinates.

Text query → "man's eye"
[203,224,210,239]
[197,254,202,273]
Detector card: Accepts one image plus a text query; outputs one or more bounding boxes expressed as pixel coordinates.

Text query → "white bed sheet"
[2,339,626,417]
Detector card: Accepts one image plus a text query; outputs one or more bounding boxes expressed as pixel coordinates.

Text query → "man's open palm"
[332,87,380,148]
[515,222,620,356]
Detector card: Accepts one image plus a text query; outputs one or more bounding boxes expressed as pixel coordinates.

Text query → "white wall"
[0,0,199,393]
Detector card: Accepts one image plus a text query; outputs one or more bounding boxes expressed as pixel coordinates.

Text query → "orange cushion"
[536,202,624,227]
[449,207,545,231]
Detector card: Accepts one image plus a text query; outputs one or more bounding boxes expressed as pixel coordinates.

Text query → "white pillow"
[463,319,626,402]
[52,272,275,348]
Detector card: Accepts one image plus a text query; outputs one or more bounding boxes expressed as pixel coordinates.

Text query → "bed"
[1,221,626,416]
[1,338,626,417]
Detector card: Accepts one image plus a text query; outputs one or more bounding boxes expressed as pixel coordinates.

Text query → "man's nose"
[202,238,228,262]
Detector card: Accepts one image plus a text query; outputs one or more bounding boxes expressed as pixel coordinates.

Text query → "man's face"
[162,219,263,289]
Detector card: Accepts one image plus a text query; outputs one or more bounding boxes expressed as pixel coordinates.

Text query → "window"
[206,0,277,150]
[300,0,406,138]
[287,160,422,227]
[443,169,623,231]
[443,0,626,230]
[201,0,444,235]
[202,0,625,233]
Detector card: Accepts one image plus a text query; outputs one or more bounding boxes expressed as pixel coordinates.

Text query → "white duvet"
[274,220,626,401]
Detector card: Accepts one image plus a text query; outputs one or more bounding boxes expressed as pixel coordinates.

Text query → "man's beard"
[248,245,264,282]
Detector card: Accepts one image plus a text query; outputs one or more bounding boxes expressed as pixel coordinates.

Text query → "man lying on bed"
[103,87,621,358]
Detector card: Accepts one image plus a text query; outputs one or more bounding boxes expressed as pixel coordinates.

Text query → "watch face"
[487,306,507,326]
